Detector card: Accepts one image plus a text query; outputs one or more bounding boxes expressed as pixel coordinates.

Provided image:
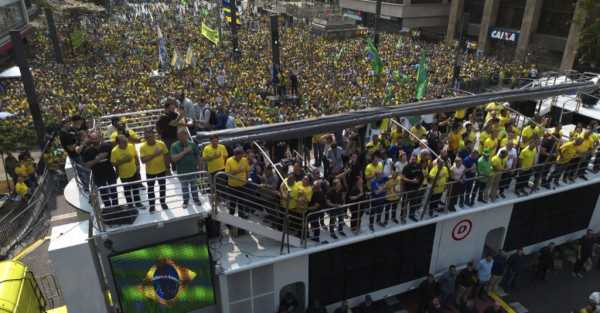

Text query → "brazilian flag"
[365,38,383,75]
[415,49,429,100]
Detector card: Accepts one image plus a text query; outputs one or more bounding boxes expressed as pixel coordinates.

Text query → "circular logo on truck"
[452,219,472,241]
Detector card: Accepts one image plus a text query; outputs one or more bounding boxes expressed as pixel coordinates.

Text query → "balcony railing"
[95,109,164,139]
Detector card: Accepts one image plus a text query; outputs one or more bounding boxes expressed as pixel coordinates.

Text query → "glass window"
[465,0,484,24]
[537,0,576,37]
[496,0,526,29]
[0,1,26,35]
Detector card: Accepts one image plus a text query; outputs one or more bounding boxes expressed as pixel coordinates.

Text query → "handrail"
[299,152,596,245]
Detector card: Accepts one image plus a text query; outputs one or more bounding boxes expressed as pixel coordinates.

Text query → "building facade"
[338,0,585,69]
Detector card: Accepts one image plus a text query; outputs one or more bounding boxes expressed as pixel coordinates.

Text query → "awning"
[0,66,21,79]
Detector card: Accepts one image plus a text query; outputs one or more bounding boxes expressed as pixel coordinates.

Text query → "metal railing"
[297,153,598,247]
[212,171,304,237]
[95,109,164,139]
[91,170,211,231]
[0,169,56,256]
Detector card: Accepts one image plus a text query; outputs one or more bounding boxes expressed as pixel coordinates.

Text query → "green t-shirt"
[170,140,199,173]
[477,156,492,182]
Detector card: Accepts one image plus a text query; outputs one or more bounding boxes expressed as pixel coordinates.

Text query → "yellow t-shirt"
[454,109,466,119]
[521,126,536,145]
[385,176,402,201]
[366,141,381,154]
[365,162,383,180]
[558,141,577,164]
[15,181,28,197]
[519,146,536,169]
[289,182,313,213]
[491,155,507,172]
[483,137,498,154]
[428,166,449,194]
[110,129,140,143]
[202,144,229,173]
[110,143,138,179]
[410,126,427,139]
[15,162,34,177]
[577,136,594,154]
[140,140,169,175]
[500,137,518,148]
[224,156,249,187]
[448,131,461,151]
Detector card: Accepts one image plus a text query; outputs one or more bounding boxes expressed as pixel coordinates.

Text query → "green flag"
[334,47,345,64]
[201,23,219,45]
[365,38,383,75]
[384,81,394,104]
[415,49,428,100]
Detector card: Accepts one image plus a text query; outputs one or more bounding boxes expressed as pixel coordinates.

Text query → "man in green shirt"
[474,149,492,203]
[170,129,201,208]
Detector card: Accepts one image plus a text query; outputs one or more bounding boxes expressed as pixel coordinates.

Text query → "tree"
[575,0,600,68]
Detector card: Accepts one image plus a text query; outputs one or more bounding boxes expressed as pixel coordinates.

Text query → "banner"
[201,23,219,45]
[157,26,168,67]
[365,38,383,76]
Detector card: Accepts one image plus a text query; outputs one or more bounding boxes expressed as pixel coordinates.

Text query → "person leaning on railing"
[515,140,537,196]
[288,176,313,238]
[224,147,250,219]
[140,130,170,212]
[171,129,202,209]
[202,134,229,183]
[81,131,118,207]
[488,149,508,201]
[110,135,144,210]
[551,138,583,186]
[384,169,402,224]
[428,158,449,217]
[473,149,492,204]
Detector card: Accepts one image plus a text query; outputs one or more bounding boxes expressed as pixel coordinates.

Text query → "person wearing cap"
[224,147,250,218]
[111,135,144,209]
[473,149,492,204]
[171,129,202,208]
[140,129,170,212]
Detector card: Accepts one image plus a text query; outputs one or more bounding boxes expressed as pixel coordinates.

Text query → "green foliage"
[576,0,600,66]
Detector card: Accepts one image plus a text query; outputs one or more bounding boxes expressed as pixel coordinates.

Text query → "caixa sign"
[489,28,520,43]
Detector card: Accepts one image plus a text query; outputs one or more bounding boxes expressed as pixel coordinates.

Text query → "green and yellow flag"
[415,49,429,100]
[201,23,219,45]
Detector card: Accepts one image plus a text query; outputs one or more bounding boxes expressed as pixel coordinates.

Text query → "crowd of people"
[3,150,37,202]
[0,1,535,150]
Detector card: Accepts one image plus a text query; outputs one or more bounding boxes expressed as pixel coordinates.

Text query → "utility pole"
[270,14,281,97]
[10,31,46,149]
[373,0,382,47]
[44,8,63,64]
[452,12,470,89]
[105,0,111,18]
[229,0,240,58]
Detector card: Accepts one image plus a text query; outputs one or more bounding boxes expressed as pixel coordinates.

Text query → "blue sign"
[488,28,520,43]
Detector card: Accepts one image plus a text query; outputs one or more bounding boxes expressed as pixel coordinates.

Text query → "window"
[495,0,526,30]
[537,0,577,37]
[0,1,26,36]
[465,0,485,24]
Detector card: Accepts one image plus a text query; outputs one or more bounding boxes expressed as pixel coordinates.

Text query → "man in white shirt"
[476,255,494,299]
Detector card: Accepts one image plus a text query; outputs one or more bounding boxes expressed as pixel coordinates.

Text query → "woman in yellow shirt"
[428,159,448,217]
